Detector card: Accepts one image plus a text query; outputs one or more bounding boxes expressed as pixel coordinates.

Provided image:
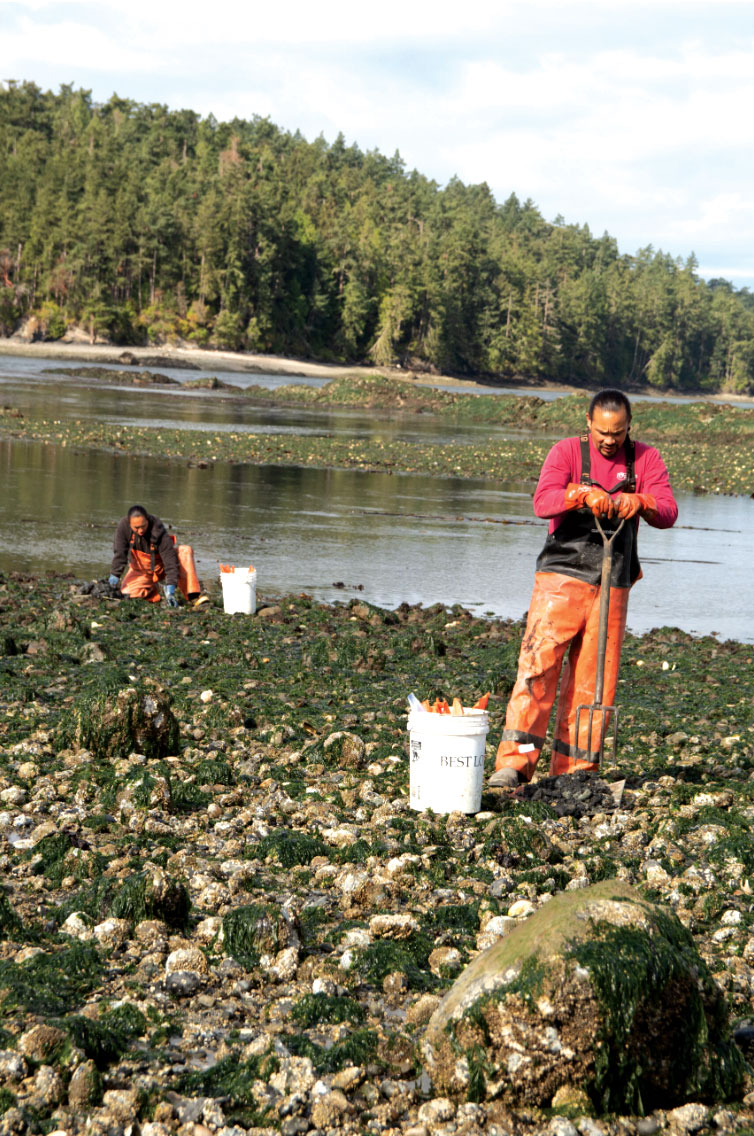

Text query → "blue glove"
[108,574,120,589]
[165,584,179,608]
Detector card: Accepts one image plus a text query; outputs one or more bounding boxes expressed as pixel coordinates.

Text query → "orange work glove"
[564,483,616,518]
[615,492,658,521]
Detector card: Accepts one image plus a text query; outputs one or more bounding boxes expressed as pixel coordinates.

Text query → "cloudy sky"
[3,0,753,287]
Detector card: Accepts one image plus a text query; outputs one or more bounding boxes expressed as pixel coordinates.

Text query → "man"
[109,505,208,608]
[490,389,678,787]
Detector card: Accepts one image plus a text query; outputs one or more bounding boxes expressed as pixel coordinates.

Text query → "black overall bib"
[535,436,639,587]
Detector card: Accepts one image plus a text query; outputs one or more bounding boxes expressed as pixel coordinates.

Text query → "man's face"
[129,515,148,536]
[586,407,629,458]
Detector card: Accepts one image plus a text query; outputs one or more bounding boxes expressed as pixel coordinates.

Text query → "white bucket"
[407,709,489,814]
[220,568,257,615]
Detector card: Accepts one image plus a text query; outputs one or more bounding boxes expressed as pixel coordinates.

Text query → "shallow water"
[2,434,750,641]
[0,361,553,445]
[1,352,750,639]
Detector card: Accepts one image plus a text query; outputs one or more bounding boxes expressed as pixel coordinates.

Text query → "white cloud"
[698,267,754,278]
[3,18,159,70]
[4,0,754,280]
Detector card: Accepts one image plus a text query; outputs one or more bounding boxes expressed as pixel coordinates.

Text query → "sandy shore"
[5,336,752,405]
[0,337,578,395]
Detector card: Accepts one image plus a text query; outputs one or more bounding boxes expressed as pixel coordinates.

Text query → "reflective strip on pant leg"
[496,728,548,782]
[500,729,546,748]
[547,731,599,767]
[551,584,629,775]
[497,573,590,780]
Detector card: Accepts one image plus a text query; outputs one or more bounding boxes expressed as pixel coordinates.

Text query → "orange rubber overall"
[495,571,629,779]
[120,543,200,603]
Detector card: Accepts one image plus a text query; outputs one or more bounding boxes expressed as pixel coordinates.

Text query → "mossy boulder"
[322,731,367,769]
[423,880,746,1115]
[222,903,300,969]
[65,682,179,761]
[110,868,189,929]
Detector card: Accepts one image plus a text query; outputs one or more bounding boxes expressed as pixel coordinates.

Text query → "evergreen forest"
[2,80,754,392]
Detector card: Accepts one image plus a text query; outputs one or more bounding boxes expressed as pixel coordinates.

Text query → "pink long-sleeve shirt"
[533,435,678,534]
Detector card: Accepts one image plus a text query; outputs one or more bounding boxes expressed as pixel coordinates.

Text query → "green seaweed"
[290,993,366,1027]
[353,932,437,991]
[110,871,189,929]
[465,1043,488,1104]
[194,758,235,785]
[255,830,328,867]
[170,779,210,813]
[0,941,103,1016]
[0,1089,17,1116]
[177,1051,278,1126]
[30,832,85,887]
[222,904,286,968]
[58,682,180,762]
[428,903,480,934]
[59,1003,147,1068]
[567,908,747,1113]
[53,876,117,925]
[298,905,331,948]
[284,1027,378,1073]
[0,893,22,939]
[481,817,552,867]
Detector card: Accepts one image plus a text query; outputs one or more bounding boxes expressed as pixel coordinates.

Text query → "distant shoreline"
[1,337,752,405]
[0,338,584,396]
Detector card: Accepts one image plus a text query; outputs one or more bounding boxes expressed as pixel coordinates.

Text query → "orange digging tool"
[574,516,625,768]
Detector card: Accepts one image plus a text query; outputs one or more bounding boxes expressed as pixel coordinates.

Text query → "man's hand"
[564,483,616,518]
[615,492,658,521]
[165,584,179,608]
[108,574,120,589]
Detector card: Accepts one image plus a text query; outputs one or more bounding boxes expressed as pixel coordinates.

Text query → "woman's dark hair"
[127,504,148,519]
[588,389,632,422]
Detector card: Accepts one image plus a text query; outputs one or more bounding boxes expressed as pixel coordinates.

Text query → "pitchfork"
[574,515,626,768]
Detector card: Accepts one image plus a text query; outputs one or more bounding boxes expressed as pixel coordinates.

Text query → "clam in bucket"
[219,565,257,615]
[407,709,489,814]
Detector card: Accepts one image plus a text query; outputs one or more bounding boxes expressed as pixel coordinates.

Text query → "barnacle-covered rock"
[423,880,746,1114]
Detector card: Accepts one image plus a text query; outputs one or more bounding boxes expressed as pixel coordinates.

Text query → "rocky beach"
[1,570,754,1136]
[1,347,754,1135]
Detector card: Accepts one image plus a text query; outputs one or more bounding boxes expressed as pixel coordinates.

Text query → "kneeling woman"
[109,504,208,608]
